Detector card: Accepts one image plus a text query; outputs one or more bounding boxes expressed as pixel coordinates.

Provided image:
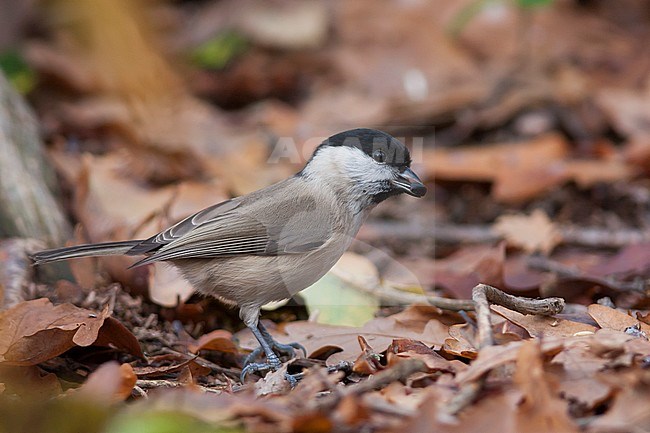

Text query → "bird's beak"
[393,167,427,197]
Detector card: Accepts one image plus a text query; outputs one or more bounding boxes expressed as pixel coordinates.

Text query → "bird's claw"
[268,340,306,358]
[280,341,307,357]
[242,322,306,384]
[284,372,299,388]
[240,352,282,382]
[242,340,306,370]
[240,362,274,382]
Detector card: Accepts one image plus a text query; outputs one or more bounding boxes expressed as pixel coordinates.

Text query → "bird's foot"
[242,340,306,368]
[278,340,307,357]
[240,352,282,382]
[284,372,299,388]
[241,321,306,384]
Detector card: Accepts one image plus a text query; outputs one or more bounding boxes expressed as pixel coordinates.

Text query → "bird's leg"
[258,321,307,357]
[242,321,306,369]
[240,323,282,381]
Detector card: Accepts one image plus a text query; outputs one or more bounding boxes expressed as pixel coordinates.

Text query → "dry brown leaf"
[0,298,142,365]
[387,339,461,374]
[492,165,569,203]
[424,133,569,183]
[457,337,566,384]
[558,376,613,412]
[443,324,478,359]
[133,353,210,379]
[514,340,580,433]
[400,387,522,433]
[74,361,136,403]
[562,159,636,188]
[551,340,613,410]
[334,394,371,427]
[588,369,650,432]
[352,335,383,375]
[587,242,650,277]
[494,210,562,254]
[587,304,650,335]
[0,365,63,400]
[188,329,238,354]
[595,88,650,138]
[492,305,597,338]
[433,243,505,299]
[237,305,457,364]
[551,340,610,378]
[424,133,634,202]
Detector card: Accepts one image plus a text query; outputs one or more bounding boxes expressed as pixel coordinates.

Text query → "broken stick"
[440,283,564,417]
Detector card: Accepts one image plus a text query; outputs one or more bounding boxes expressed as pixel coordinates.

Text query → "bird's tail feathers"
[30,240,143,265]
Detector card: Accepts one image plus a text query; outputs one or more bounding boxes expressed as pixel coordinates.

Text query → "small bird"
[31,128,426,381]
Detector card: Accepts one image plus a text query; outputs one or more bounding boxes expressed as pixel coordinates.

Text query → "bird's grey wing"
[127,199,241,255]
[130,193,332,266]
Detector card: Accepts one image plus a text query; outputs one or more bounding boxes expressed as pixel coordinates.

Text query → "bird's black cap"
[314,128,412,168]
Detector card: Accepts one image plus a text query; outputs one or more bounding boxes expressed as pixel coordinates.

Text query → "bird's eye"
[372,149,386,163]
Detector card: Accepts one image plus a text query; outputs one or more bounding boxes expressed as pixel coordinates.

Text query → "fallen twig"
[440,283,564,417]
[136,379,222,394]
[353,278,561,313]
[477,283,564,316]
[315,359,427,412]
[359,221,650,249]
[159,347,242,381]
[354,281,475,311]
[472,284,495,349]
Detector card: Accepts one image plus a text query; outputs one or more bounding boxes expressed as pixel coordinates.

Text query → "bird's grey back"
[130,177,348,266]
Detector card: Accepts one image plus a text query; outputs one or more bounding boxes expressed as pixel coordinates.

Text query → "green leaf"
[300,253,380,327]
[191,31,248,70]
[106,411,243,433]
[0,50,36,94]
[516,0,554,8]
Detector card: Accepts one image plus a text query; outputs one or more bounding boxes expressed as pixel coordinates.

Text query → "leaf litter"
[6,0,650,431]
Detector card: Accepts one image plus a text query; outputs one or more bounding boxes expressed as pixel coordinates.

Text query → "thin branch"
[356,282,475,311]
[314,359,427,412]
[472,284,494,349]
[158,347,242,381]
[440,283,564,417]
[135,379,222,393]
[359,221,650,249]
[352,279,561,314]
[479,283,564,316]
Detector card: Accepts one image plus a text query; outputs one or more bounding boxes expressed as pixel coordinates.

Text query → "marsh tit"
[31,128,427,381]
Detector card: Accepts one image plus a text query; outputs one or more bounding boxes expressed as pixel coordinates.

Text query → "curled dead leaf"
[0,298,143,365]
[352,335,383,375]
[387,339,460,374]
